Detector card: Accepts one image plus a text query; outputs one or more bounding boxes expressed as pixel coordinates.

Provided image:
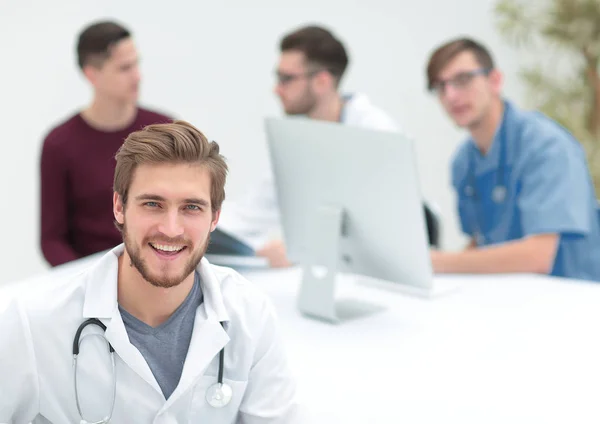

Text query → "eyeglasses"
[429,68,492,95]
[275,68,327,85]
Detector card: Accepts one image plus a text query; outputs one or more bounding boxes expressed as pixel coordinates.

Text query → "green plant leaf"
[494,0,539,47]
[494,0,600,193]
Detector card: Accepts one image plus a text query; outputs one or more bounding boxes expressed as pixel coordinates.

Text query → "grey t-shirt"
[119,272,203,399]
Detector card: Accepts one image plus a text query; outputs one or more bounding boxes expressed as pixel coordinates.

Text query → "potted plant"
[495,0,600,195]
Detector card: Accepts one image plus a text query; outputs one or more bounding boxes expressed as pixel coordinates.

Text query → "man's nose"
[159,209,184,238]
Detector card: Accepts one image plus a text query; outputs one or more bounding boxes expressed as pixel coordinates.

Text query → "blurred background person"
[216,24,440,267]
[40,20,172,267]
[426,37,600,281]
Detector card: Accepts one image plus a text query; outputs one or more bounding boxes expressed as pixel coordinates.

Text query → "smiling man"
[1,121,301,422]
[426,37,600,282]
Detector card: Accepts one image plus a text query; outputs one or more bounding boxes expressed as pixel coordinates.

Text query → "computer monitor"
[265,117,435,323]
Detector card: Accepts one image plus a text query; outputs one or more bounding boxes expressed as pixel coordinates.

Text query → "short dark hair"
[426,37,495,91]
[76,20,131,69]
[280,25,349,84]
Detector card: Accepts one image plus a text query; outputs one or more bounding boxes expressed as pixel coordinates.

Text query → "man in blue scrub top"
[425,37,600,282]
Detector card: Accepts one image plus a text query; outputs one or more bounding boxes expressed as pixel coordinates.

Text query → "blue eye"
[145,201,159,207]
[186,205,201,211]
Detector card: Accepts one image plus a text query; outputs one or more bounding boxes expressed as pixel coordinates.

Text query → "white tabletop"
[2,257,600,423]
[244,268,600,424]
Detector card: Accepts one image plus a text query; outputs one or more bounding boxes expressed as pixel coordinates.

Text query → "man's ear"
[82,64,100,86]
[114,192,125,225]
[210,209,221,232]
[312,70,334,95]
[489,69,504,96]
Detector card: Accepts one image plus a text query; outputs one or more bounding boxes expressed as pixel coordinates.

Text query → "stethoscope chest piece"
[206,382,233,408]
[492,185,506,203]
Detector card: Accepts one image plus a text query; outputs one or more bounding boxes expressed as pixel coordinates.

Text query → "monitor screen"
[265,117,434,296]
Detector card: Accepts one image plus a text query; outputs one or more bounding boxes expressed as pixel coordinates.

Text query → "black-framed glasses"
[429,68,492,95]
[275,68,327,85]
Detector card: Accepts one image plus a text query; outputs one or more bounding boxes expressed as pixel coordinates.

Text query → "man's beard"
[285,86,318,115]
[123,223,210,288]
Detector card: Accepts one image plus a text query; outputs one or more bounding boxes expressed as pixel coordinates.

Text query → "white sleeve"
[217,170,282,251]
[237,300,306,423]
[360,112,400,133]
[0,299,40,423]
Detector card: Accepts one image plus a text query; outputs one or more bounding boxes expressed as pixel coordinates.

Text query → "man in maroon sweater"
[40,21,172,266]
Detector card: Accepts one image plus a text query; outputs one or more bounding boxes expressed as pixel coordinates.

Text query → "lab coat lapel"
[81,245,163,396]
[104,309,163,395]
[163,258,231,406]
[166,313,229,405]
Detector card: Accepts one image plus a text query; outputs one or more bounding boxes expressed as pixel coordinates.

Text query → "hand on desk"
[256,239,293,268]
[429,249,445,273]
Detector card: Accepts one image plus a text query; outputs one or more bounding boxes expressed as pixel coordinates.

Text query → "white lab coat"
[217,93,401,250]
[0,245,302,424]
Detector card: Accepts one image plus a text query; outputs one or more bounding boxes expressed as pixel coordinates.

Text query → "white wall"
[0,0,524,284]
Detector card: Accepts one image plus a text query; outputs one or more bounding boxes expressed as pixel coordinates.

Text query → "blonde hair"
[113,120,228,231]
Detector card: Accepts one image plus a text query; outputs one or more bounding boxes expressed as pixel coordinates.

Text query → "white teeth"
[151,243,184,252]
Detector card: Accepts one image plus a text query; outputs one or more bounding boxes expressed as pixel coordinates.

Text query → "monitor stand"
[296,206,386,324]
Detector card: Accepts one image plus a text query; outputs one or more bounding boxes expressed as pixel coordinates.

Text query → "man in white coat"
[216,25,439,266]
[0,121,301,423]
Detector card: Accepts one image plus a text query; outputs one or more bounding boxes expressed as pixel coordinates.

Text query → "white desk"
[2,258,600,423]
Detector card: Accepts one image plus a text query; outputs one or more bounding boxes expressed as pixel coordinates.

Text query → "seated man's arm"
[238,300,303,423]
[433,132,590,275]
[40,138,79,266]
[432,233,558,273]
[219,171,282,250]
[256,239,291,268]
[0,300,40,423]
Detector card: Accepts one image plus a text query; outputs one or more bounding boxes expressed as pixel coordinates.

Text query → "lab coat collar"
[81,245,120,319]
[82,244,230,323]
[468,98,515,175]
[81,244,231,400]
[340,92,368,123]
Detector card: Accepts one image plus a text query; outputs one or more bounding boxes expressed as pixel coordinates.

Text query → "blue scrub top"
[451,99,600,282]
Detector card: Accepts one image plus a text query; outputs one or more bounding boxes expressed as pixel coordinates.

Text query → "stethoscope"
[73,318,232,423]
[464,116,509,246]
